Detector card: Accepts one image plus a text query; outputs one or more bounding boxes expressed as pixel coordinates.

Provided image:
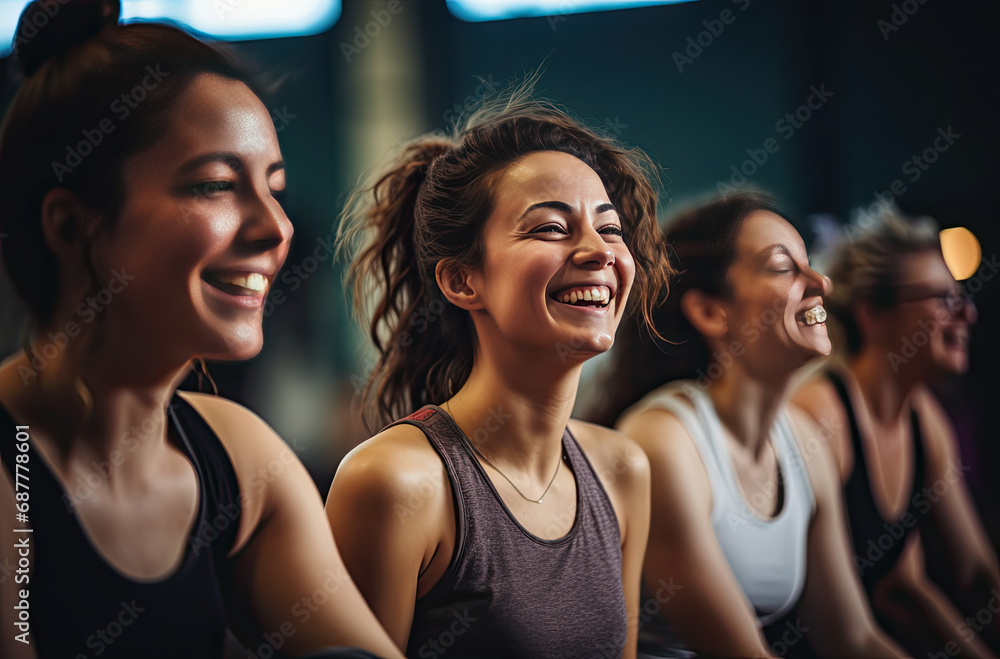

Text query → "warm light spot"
[940,227,981,280]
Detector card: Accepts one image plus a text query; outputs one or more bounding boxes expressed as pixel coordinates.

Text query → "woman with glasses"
[793,207,999,657]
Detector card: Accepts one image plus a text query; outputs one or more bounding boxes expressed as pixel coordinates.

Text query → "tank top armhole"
[624,383,723,522]
[777,411,817,519]
[385,409,468,600]
[168,394,243,560]
[562,425,623,547]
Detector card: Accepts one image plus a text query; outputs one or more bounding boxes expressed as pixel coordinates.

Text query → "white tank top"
[631,381,815,631]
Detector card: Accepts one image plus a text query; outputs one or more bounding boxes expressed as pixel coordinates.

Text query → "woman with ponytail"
[326,92,673,658]
[596,192,903,657]
[0,2,402,658]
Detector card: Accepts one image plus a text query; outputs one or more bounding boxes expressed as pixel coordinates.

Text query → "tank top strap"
[168,394,243,562]
[772,410,817,517]
[625,381,730,520]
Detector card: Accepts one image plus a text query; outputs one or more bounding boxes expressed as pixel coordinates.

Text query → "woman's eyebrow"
[519,200,572,220]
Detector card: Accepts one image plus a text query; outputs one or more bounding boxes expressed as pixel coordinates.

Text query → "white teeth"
[559,286,611,305]
[803,305,827,326]
[217,273,268,292]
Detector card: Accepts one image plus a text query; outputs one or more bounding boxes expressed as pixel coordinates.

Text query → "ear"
[854,300,883,338]
[39,188,97,261]
[435,259,483,311]
[680,289,728,339]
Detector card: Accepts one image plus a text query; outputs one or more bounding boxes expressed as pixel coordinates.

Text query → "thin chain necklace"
[445,400,563,504]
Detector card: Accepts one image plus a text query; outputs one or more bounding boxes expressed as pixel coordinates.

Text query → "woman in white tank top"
[593,192,904,657]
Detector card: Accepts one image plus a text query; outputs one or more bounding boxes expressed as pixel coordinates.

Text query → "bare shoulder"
[786,403,839,504]
[909,386,958,464]
[567,419,649,481]
[615,404,712,517]
[791,375,852,479]
[177,391,285,457]
[332,421,448,503]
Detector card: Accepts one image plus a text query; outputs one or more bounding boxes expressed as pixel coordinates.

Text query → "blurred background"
[1,0,997,560]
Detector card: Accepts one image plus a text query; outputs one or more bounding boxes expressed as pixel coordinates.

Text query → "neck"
[707,363,792,459]
[1,332,194,466]
[848,347,917,426]
[445,343,582,481]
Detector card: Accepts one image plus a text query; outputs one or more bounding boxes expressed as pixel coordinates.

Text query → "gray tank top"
[393,405,628,659]
[627,382,815,656]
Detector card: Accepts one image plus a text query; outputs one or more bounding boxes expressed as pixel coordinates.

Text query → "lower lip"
[551,298,612,313]
[201,279,266,310]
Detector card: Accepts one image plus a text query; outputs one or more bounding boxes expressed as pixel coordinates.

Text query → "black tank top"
[396,406,628,659]
[826,372,925,595]
[0,394,241,658]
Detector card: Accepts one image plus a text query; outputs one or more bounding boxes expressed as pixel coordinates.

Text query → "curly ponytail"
[342,89,674,429]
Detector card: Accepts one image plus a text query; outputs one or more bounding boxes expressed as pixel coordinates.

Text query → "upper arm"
[787,406,896,655]
[914,390,999,584]
[326,424,448,651]
[618,409,772,658]
[570,420,650,659]
[791,377,852,483]
[179,392,404,659]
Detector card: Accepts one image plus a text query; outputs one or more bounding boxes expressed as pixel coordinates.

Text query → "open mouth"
[203,272,269,297]
[551,285,612,309]
[799,305,827,326]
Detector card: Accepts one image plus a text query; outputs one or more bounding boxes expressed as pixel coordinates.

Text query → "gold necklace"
[445,400,563,504]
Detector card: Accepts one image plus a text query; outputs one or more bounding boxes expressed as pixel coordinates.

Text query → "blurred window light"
[939,227,982,281]
[2,0,341,56]
[447,0,696,22]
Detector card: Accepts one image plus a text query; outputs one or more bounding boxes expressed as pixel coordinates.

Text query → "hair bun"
[15,0,121,77]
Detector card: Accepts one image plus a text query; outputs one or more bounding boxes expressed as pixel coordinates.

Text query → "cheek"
[615,247,636,296]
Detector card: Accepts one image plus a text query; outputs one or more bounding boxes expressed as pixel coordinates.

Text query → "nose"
[243,188,293,251]
[962,295,978,325]
[572,225,615,270]
[804,266,831,297]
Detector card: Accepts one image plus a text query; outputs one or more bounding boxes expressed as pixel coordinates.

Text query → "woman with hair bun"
[326,90,673,658]
[595,192,903,657]
[0,2,402,658]
[793,206,1000,657]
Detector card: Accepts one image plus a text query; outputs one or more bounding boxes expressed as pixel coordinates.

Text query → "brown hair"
[824,204,941,355]
[587,190,788,427]
[0,0,258,326]
[341,88,673,428]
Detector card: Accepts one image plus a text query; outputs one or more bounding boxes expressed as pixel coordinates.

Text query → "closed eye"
[599,225,624,237]
[531,224,569,235]
[191,181,234,198]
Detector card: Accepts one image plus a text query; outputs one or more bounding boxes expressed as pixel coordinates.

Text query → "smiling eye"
[532,224,568,235]
[599,225,624,237]
[192,181,234,198]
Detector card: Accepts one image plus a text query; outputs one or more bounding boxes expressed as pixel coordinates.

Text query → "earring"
[194,358,219,396]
